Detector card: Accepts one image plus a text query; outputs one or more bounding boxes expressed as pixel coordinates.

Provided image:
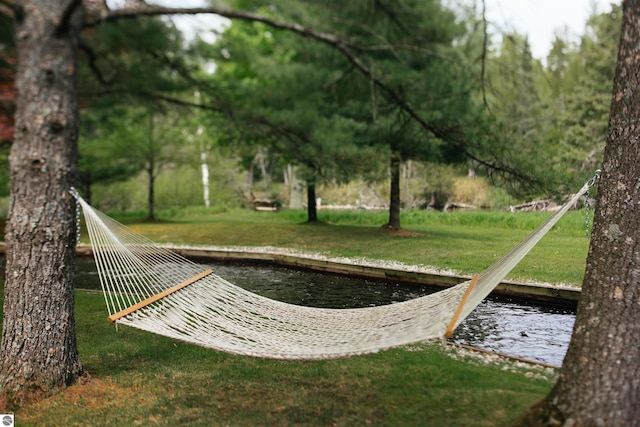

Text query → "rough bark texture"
[0,0,84,402]
[384,154,401,230]
[517,1,640,425]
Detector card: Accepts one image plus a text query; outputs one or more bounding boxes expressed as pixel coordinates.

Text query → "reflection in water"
[73,257,576,366]
[453,300,574,366]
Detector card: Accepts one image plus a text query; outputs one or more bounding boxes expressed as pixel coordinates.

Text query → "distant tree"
[140,110,187,219]
[480,32,561,195]
[180,118,217,209]
[487,35,543,142]
[555,4,620,173]
[203,17,377,222]
[77,11,195,216]
[208,0,483,227]
[78,106,144,204]
[482,5,620,197]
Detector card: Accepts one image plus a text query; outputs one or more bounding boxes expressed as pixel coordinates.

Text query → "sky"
[154,0,616,59]
[484,0,615,59]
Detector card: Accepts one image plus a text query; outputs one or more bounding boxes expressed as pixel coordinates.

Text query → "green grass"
[103,207,591,285]
[11,291,554,427]
[4,207,583,425]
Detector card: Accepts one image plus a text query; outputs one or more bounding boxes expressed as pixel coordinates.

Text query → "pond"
[74,256,575,366]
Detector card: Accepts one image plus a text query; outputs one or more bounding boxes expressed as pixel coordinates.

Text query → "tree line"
[0,2,621,226]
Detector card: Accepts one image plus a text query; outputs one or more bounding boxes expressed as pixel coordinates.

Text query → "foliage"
[553,4,620,175]
[197,0,491,226]
[89,144,245,213]
[78,14,192,104]
[0,1,623,213]
[200,16,379,182]
[77,11,199,207]
[483,4,620,196]
[78,106,146,202]
[482,35,551,193]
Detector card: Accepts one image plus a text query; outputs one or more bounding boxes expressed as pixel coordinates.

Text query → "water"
[453,300,574,366]
[73,257,575,366]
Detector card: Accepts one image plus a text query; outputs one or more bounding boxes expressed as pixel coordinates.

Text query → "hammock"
[72,176,595,360]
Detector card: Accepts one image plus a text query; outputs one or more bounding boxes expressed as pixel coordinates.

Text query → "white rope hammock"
[72,177,595,360]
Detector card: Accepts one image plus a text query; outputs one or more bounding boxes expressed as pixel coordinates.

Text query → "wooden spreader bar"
[108,269,214,323]
[444,274,479,338]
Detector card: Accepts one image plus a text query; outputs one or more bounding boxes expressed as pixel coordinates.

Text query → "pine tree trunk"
[517,2,640,424]
[384,154,402,230]
[307,180,318,222]
[147,115,156,220]
[148,163,155,220]
[0,0,84,402]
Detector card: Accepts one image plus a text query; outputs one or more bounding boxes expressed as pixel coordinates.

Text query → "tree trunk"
[200,150,210,208]
[147,163,155,220]
[517,2,640,424]
[0,0,84,403]
[306,180,318,222]
[287,165,304,210]
[147,115,156,220]
[384,154,402,230]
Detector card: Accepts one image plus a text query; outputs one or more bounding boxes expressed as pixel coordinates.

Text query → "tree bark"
[147,161,155,220]
[517,1,640,425]
[147,114,156,220]
[0,0,84,402]
[200,150,210,208]
[306,180,318,222]
[384,154,402,230]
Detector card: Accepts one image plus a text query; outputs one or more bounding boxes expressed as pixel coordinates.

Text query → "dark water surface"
[74,256,575,366]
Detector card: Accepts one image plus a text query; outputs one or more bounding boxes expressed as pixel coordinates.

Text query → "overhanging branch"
[0,0,15,20]
[83,5,447,139]
[85,4,531,183]
[79,40,117,85]
[56,0,82,35]
[86,88,227,114]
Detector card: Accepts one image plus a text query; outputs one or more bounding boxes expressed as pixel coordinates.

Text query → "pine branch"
[84,4,532,183]
[78,40,117,85]
[83,6,444,138]
[56,0,83,35]
[0,0,16,20]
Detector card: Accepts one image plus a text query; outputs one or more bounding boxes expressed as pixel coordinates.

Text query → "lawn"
[6,206,588,426]
[113,207,591,285]
[11,292,554,427]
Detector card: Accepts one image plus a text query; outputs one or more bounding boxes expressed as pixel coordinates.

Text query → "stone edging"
[0,241,580,307]
[123,243,582,307]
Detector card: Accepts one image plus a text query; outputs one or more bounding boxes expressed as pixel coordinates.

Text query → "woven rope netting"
[74,178,592,360]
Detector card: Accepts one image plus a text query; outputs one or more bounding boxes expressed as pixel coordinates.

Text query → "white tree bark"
[197,126,210,208]
[200,150,210,208]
